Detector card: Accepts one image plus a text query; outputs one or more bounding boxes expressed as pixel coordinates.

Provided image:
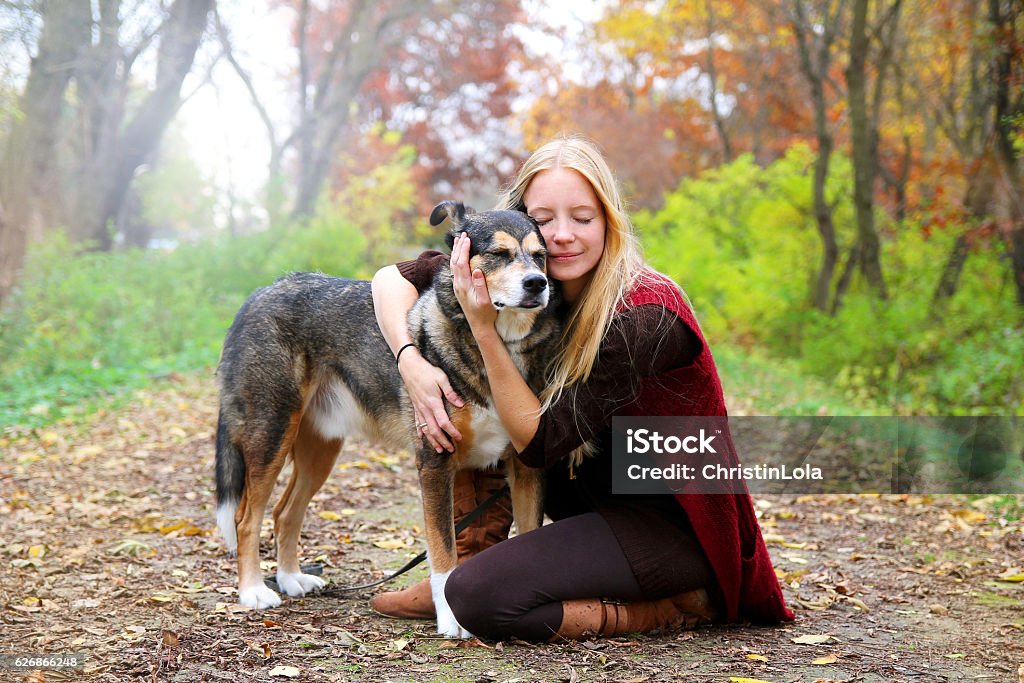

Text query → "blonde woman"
[370,136,792,640]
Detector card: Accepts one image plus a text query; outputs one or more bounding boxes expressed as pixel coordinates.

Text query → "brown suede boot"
[370,467,513,619]
[550,589,719,641]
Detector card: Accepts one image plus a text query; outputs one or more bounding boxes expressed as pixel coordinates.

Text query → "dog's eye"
[487,249,514,259]
[531,252,545,266]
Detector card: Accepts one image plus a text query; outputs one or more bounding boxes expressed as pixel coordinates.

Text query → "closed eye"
[487,249,514,259]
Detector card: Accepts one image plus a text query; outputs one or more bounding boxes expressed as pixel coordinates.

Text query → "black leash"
[263,484,510,596]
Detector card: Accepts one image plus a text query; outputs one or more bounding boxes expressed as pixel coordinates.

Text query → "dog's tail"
[214,411,244,553]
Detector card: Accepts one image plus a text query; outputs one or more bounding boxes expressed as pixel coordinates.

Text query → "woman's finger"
[472,269,488,306]
[419,399,455,452]
[439,378,465,409]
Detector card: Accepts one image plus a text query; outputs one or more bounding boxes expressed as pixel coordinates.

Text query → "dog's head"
[430,200,550,311]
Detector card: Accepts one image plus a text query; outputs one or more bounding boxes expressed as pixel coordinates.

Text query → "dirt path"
[1,374,1022,682]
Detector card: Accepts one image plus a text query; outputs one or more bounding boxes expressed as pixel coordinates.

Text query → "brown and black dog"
[215,201,559,637]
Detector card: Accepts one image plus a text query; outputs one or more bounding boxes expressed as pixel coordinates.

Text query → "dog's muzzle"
[517,274,549,309]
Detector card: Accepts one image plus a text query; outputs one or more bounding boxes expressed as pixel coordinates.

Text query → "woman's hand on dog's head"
[451,232,498,335]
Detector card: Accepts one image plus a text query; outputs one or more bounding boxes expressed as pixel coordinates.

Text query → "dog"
[214,201,559,637]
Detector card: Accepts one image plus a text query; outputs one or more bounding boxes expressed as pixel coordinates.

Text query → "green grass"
[0,214,369,432]
[714,344,887,416]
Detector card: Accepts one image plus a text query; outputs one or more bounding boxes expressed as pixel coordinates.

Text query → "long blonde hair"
[496,135,646,413]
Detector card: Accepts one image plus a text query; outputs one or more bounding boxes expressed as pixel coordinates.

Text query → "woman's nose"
[548,219,573,243]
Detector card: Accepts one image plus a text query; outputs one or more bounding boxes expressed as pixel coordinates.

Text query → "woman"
[370,136,793,641]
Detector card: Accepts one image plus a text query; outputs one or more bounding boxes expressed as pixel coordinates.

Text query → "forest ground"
[1,373,1022,683]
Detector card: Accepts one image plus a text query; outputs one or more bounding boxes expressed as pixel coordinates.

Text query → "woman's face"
[523,167,606,303]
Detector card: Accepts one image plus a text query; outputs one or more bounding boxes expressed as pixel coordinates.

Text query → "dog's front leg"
[417,452,473,638]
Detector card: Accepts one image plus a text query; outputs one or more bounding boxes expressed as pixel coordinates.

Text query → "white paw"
[239,583,282,609]
[430,570,473,639]
[277,570,326,597]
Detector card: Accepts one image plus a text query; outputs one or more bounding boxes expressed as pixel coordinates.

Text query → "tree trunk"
[812,135,840,312]
[1011,227,1024,305]
[78,0,213,249]
[704,0,733,163]
[988,0,1023,304]
[847,0,888,299]
[932,234,970,305]
[0,0,91,302]
[830,240,860,315]
[287,0,424,223]
[790,0,844,312]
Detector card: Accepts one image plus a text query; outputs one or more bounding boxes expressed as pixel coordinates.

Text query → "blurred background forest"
[0,0,1021,429]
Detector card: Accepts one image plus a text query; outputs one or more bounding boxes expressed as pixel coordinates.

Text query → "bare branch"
[213,6,278,150]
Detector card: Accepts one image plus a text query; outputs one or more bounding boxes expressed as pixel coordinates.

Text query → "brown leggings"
[444,512,713,641]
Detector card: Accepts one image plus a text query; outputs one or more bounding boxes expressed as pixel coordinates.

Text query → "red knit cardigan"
[618,271,794,624]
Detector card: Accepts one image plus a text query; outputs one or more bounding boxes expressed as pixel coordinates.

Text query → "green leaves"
[638,147,1023,416]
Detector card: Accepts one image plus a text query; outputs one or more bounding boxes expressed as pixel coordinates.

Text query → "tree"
[0,1,91,302]
[847,0,901,301]
[217,0,529,224]
[911,0,1024,306]
[0,0,214,302]
[783,0,847,312]
[590,0,812,179]
[521,82,705,210]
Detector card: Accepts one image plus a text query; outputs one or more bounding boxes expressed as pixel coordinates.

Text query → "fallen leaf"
[268,665,301,678]
[71,599,101,609]
[109,539,151,556]
[39,430,61,445]
[840,595,870,612]
[729,678,776,683]
[122,625,147,640]
[812,654,839,664]
[792,634,834,645]
[997,569,1024,583]
[745,653,768,661]
[11,603,41,613]
[319,511,342,521]
[160,520,188,534]
[952,509,985,523]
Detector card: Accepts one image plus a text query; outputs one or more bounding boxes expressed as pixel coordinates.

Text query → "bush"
[0,205,370,428]
[638,147,1023,415]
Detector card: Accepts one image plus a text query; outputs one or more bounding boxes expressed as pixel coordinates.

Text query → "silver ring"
[417,422,429,431]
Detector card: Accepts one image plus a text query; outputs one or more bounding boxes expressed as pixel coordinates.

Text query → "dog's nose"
[523,274,548,294]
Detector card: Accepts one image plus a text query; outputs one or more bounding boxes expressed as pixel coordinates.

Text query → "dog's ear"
[430,201,466,228]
